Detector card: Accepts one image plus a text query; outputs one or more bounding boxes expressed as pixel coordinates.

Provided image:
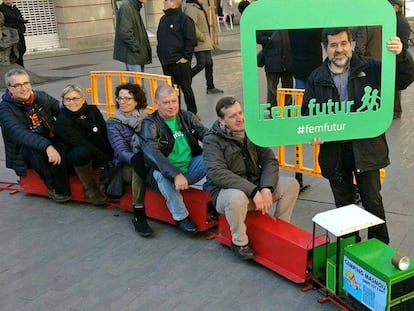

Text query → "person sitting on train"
[203,97,300,260]
[54,84,113,206]
[106,83,153,237]
[0,68,71,203]
[139,84,209,235]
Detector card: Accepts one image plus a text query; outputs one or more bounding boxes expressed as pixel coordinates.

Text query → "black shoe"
[231,243,255,260]
[132,217,153,237]
[206,87,224,94]
[176,217,198,234]
[47,189,71,203]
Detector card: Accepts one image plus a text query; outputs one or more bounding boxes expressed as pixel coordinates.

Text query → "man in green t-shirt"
[140,84,209,234]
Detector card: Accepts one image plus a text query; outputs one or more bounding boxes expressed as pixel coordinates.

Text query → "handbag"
[257,50,265,67]
[99,161,124,199]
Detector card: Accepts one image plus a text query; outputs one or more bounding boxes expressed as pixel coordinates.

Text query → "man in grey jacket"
[113,0,151,72]
[203,97,299,260]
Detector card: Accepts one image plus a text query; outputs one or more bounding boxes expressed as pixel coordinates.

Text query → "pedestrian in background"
[388,0,411,119]
[288,28,322,90]
[220,0,234,29]
[157,0,198,114]
[354,26,382,61]
[184,0,223,95]
[0,0,28,67]
[113,0,152,72]
[256,30,293,107]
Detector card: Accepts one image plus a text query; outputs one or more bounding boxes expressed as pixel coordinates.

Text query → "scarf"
[219,122,245,143]
[114,108,147,132]
[114,109,147,153]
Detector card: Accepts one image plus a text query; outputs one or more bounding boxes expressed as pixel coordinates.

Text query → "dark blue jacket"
[256,30,293,73]
[107,117,136,166]
[156,8,197,65]
[0,90,60,177]
[302,53,390,179]
[288,28,322,81]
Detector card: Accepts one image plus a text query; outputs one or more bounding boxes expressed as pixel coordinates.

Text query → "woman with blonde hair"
[55,84,113,206]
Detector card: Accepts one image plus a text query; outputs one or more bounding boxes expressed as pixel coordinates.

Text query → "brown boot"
[74,162,107,206]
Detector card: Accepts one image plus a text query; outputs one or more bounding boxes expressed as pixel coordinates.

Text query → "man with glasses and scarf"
[0,68,71,203]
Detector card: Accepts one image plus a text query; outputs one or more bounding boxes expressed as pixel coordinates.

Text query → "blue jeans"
[126,63,145,72]
[153,155,206,221]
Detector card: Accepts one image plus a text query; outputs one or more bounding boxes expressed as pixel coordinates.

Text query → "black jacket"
[302,53,390,179]
[0,3,26,34]
[0,2,27,58]
[0,90,60,177]
[140,110,208,188]
[54,103,113,164]
[288,28,322,81]
[156,8,197,65]
[396,11,411,51]
[256,30,293,73]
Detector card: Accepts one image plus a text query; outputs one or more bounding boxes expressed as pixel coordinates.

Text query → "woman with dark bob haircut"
[106,83,153,237]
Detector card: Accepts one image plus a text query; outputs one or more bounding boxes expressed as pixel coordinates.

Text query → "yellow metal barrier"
[276,88,385,182]
[86,71,174,118]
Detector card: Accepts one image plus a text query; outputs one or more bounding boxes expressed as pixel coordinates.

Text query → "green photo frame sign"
[241,0,396,147]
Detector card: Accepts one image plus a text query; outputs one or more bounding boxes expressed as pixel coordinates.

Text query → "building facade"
[16,0,228,53]
[15,0,165,53]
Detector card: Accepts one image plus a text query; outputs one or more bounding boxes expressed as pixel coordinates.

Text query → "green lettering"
[259,103,271,120]
[271,106,283,118]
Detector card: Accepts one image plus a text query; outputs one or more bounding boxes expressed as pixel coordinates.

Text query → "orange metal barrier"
[276,88,385,182]
[86,71,174,118]
[277,88,321,177]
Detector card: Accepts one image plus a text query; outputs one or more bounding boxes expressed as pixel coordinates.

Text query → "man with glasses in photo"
[0,68,71,203]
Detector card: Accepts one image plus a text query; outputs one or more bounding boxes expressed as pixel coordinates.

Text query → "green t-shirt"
[165,117,192,175]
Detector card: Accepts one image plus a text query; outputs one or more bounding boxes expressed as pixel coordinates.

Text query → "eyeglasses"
[10,81,31,89]
[116,97,134,102]
[64,97,82,103]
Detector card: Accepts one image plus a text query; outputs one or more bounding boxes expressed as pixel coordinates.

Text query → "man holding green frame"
[301,28,403,245]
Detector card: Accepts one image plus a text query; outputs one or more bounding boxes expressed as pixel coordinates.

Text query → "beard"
[330,54,351,69]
